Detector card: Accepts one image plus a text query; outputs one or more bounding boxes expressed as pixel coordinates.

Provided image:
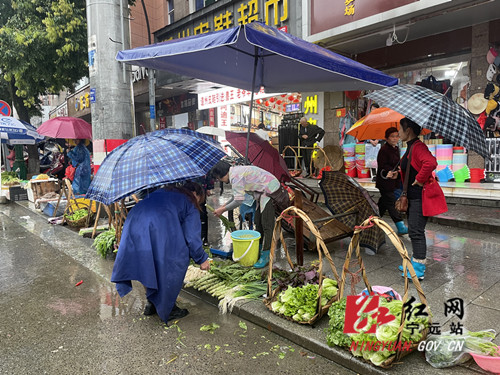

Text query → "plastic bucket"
[231,230,260,267]
[342,143,356,157]
[470,168,485,183]
[453,165,470,182]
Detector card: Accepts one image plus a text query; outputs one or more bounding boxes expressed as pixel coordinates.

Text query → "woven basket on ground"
[264,206,340,325]
[337,216,431,368]
[65,202,94,228]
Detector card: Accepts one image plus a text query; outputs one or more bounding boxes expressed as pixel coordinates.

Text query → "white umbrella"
[196,126,226,138]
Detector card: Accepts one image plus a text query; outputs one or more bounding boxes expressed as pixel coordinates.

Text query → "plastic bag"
[425,330,497,368]
[364,143,380,169]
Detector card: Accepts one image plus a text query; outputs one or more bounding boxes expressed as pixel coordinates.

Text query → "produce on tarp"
[425,330,499,368]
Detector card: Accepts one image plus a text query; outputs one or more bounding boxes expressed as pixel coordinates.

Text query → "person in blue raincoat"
[67,139,91,194]
[111,184,210,324]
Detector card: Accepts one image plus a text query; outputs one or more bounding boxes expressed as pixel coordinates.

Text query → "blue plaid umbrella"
[86,128,226,205]
[366,84,489,159]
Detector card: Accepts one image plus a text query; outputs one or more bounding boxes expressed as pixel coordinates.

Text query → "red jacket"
[402,139,447,216]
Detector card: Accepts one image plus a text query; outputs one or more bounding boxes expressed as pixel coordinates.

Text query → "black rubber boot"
[143,300,157,316]
[168,305,189,321]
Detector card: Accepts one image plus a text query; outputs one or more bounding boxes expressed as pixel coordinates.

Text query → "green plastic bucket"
[231,230,260,267]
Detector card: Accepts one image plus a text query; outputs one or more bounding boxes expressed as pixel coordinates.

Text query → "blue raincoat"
[67,143,91,194]
[111,189,208,323]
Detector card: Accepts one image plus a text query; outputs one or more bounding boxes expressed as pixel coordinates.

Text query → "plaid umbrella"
[320,171,385,253]
[86,129,226,205]
[366,85,489,159]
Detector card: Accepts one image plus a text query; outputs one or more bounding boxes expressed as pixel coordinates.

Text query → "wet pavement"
[1,190,500,374]
[0,205,354,374]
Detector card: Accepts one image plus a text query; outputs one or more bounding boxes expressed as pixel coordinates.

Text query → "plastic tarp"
[116,22,398,93]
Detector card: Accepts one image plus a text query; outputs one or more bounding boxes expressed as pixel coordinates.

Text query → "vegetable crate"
[337,216,431,368]
[264,206,340,325]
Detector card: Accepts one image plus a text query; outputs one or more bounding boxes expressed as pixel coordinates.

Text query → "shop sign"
[90,88,96,104]
[209,108,215,127]
[159,0,289,42]
[50,102,68,119]
[132,66,148,83]
[285,103,300,112]
[301,92,324,145]
[75,92,90,112]
[161,93,198,115]
[218,105,230,130]
[159,116,166,129]
[198,86,280,110]
[310,0,417,35]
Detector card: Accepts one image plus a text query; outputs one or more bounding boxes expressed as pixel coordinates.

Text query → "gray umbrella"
[366,84,490,159]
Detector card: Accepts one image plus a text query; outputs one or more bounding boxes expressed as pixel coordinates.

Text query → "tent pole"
[245,47,259,163]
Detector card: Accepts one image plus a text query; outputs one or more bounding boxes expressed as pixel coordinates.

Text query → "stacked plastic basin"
[355,143,370,178]
[452,147,467,171]
[436,144,453,171]
[343,143,356,177]
[427,144,436,158]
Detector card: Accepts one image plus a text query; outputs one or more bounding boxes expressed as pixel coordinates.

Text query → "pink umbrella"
[37,117,92,140]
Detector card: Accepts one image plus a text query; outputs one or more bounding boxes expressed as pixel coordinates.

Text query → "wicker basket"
[263,206,340,325]
[337,216,431,368]
[64,202,94,228]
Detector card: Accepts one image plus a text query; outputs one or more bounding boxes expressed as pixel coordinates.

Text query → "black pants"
[200,202,208,243]
[377,189,402,224]
[302,148,313,175]
[254,201,275,252]
[407,198,428,260]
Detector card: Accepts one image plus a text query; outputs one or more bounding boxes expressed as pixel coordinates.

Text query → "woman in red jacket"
[388,118,447,280]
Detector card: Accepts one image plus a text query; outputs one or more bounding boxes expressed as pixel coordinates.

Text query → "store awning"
[116,22,398,93]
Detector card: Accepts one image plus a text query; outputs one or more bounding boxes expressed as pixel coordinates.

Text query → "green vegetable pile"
[1,171,21,186]
[187,260,268,314]
[270,278,338,322]
[425,330,499,368]
[326,296,431,366]
[92,228,116,258]
[65,209,89,221]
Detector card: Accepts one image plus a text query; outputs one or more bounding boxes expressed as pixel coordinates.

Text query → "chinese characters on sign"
[162,0,289,42]
[198,86,281,110]
[303,94,318,125]
[345,0,355,16]
[75,93,90,111]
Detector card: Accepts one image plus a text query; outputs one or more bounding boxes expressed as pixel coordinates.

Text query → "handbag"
[422,176,448,216]
[268,185,291,213]
[395,146,413,213]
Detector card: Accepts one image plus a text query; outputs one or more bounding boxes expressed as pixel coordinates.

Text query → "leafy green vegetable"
[200,323,220,334]
[92,228,116,258]
[271,278,337,322]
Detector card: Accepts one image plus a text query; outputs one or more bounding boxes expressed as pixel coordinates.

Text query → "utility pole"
[140,0,156,132]
[86,0,134,143]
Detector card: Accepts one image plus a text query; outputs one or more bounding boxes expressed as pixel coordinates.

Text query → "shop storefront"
[304,1,500,182]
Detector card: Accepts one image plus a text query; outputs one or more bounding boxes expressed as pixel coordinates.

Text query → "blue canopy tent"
[116,21,398,158]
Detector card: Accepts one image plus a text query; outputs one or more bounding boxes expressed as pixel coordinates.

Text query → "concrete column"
[468,23,489,169]
[87,0,134,142]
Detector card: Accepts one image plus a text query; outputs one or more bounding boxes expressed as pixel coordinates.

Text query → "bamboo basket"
[65,202,95,228]
[264,206,340,325]
[337,216,431,368]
